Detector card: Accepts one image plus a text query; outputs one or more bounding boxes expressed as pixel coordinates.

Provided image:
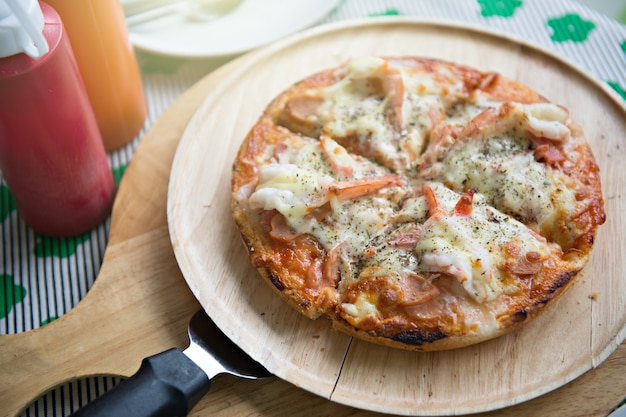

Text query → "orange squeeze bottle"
[44,0,147,151]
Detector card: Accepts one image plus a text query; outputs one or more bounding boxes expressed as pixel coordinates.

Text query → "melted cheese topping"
[414,183,549,303]
[340,292,379,324]
[316,57,475,171]
[429,105,577,234]
[243,56,585,336]
[248,135,399,251]
[318,57,398,157]
[248,137,334,218]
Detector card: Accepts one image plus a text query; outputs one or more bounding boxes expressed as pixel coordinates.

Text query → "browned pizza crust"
[231,57,605,351]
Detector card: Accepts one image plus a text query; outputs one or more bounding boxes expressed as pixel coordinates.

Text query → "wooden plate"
[167,18,626,415]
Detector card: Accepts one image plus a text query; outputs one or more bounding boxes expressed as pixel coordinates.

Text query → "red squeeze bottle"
[0,1,115,237]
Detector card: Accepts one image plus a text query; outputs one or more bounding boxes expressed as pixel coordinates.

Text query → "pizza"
[231,56,606,351]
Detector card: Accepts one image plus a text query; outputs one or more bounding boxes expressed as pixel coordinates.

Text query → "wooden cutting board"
[1,18,625,417]
[168,18,626,416]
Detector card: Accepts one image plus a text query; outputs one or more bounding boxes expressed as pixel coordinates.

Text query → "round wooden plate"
[167,18,626,415]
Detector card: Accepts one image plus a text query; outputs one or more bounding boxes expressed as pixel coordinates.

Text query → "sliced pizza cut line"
[231,56,605,351]
[335,182,570,341]
[419,100,603,251]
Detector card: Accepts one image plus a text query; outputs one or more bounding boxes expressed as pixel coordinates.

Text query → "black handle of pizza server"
[70,348,211,417]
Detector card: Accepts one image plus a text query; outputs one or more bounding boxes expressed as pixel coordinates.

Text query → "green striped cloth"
[2,1,624,414]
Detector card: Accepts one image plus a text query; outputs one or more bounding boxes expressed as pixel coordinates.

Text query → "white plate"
[123,0,341,57]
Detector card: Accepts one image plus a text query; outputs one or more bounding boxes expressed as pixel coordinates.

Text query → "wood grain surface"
[168,19,626,416]
[0,18,624,417]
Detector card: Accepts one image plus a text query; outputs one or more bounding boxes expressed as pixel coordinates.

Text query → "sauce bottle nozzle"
[0,0,49,58]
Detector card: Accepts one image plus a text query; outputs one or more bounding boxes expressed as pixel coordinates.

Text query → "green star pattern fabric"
[478,0,522,17]
[608,81,626,100]
[113,164,128,187]
[547,13,596,42]
[3,1,626,413]
[1,274,26,319]
[34,234,91,258]
[0,184,17,222]
[369,8,401,17]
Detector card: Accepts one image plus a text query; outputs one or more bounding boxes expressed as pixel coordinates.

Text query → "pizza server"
[70,310,272,417]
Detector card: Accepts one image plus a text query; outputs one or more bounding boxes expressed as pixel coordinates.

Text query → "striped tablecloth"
[2,0,625,415]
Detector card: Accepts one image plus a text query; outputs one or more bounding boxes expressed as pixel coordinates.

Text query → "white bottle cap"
[0,0,49,59]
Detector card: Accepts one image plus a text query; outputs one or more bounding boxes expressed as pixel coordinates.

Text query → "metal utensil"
[70,309,272,417]
[609,402,626,417]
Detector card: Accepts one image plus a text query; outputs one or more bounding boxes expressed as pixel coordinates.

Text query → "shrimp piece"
[322,242,345,288]
[423,183,446,218]
[477,72,543,104]
[419,185,503,303]
[453,188,477,217]
[329,175,402,202]
[523,103,570,141]
[320,134,355,178]
[458,102,571,143]
[424,183,476,218]
[347,57,405,132]
[456,102,517,141]
[368,63,405,132]
[423,184,478,224]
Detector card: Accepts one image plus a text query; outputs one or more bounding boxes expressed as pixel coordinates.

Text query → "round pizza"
[231,56,606,351]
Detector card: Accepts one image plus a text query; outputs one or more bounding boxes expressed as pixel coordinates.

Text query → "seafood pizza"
[231,56,605,351]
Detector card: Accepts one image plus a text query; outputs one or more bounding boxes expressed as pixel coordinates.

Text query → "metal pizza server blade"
[184,308,272,382]
[70,309,272,417]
